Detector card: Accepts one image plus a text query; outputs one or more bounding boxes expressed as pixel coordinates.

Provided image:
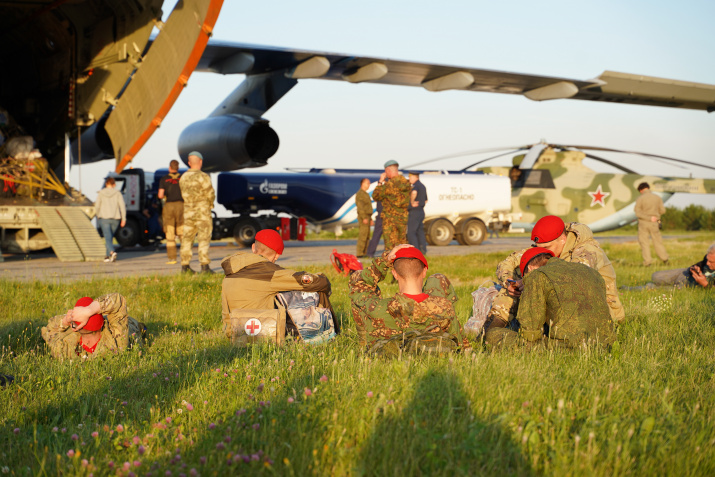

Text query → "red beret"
[73,297,104,332]
[255,229,284,255]
[394,246,428,269]
[520,247,555,276]
[531,215,565,244]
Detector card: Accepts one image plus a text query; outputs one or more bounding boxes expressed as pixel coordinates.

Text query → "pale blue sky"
[72,0,715,207]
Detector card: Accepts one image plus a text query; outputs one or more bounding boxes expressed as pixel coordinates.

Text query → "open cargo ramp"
[35,207,106,262]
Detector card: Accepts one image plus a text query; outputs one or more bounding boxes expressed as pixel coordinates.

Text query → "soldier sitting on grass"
[349,244,470,353]
[41,293,145,359]
[487,247,616,350]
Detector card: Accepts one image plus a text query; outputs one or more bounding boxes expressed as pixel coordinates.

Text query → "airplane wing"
[196,41,715,112]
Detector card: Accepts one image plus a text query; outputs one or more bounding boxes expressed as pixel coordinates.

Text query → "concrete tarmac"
[0,236,640,282]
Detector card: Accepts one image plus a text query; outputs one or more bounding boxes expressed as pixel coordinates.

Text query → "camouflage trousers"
[484,288,518,347]
[180,208,213,266]
[383,217,408,250]
[163,201,184,261]
[351,303,369,348]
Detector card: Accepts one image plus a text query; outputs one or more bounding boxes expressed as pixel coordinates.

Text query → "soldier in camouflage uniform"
[371,160,411,250]
[349,244,470,350]
[41,293,145,359]
[355,178,373,257]
[489,248,615,349]
[484,216,624,347]
[179,151,216,274]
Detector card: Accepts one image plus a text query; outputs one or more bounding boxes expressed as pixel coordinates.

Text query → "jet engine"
[177,115,279,172]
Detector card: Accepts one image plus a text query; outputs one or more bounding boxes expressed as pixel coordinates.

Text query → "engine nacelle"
[177,115,279,172]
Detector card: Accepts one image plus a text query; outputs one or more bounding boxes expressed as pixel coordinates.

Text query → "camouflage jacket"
[40,293,143,359]
[372,175,410,220]
[349,251,470,349]
[179,169,215,211]
[496,249,527,285]
[516,258,615,348]
[634,190,665,222]
[355,189,373,220]
[496,222,625,323]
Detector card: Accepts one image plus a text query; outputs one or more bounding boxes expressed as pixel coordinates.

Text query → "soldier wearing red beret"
[220,229,335,342]
[349,244,470,352]
[486,247,615,349]
[41,294,145,359]
[484,215,624,348]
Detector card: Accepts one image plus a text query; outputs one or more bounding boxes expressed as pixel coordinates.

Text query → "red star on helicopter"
[588,184,610,207]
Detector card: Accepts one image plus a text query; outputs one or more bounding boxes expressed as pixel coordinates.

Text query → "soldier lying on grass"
[349,244,470,353]
[487,247,616,350]
[41,293,145,359]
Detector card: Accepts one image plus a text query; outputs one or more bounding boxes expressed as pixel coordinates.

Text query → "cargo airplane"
[1,0,715,179]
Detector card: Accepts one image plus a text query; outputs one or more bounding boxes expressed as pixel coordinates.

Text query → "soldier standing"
[407,171,428,254]
[158,159,183,265]
[179,151,216,274]
[365,201,383,257]
[634,182,669,266]
[355,178,373,257]
[372,160,410,250]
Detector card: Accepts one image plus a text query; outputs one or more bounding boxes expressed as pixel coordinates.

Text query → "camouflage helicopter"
[408,142,715,232]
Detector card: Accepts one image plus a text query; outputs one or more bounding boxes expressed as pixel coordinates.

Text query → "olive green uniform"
[40,293,144,359]
[488,258,615,349]
[485,222,624,347]
[179,169,215,266]
[355,188,373,256]
[634,190,668,266]
[349,251,469,350]
[372,175,410,250]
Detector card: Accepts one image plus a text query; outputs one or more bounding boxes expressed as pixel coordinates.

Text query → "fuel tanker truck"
[208,168,515,247]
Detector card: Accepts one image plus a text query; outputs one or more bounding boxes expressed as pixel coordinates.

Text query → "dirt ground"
[0,236,640,282]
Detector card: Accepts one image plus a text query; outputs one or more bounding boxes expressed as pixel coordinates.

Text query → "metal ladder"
[35,207,106,262]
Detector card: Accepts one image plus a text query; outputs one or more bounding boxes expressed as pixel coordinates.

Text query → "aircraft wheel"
[116,217,140,248]
[427,218,455,246]
[233,218,260,247]
[457,218,487,245]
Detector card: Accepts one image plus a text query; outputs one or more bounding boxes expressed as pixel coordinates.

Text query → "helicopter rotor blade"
[403,144,532,169]
[550,144,715,172]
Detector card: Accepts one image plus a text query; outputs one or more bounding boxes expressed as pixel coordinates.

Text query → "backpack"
[464,282,501,338]
[277,291,337,345]
[367,325,460,358]
[330,249,364,276]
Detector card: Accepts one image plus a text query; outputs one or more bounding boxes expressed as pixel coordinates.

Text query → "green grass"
[1,236,715,476]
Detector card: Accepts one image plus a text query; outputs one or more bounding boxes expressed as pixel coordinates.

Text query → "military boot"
[181,265,196,274]
[200,264,215,274]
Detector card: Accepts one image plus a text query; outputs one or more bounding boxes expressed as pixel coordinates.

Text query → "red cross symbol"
[244,319,262,336]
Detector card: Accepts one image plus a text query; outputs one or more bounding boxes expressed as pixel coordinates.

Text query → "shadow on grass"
[357,368,532,476]
[0,342,252,467]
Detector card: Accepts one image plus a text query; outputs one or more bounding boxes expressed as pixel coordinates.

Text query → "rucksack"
[330,249,364,276]
[367,325,460,358]
[464,282,501,338]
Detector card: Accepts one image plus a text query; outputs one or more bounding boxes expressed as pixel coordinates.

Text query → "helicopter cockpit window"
[515,169,555,189]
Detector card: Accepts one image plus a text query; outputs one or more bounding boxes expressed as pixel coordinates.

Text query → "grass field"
[1,234,714,476]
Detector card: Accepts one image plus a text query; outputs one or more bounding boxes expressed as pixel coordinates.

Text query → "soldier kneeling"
[41,293,146,359]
